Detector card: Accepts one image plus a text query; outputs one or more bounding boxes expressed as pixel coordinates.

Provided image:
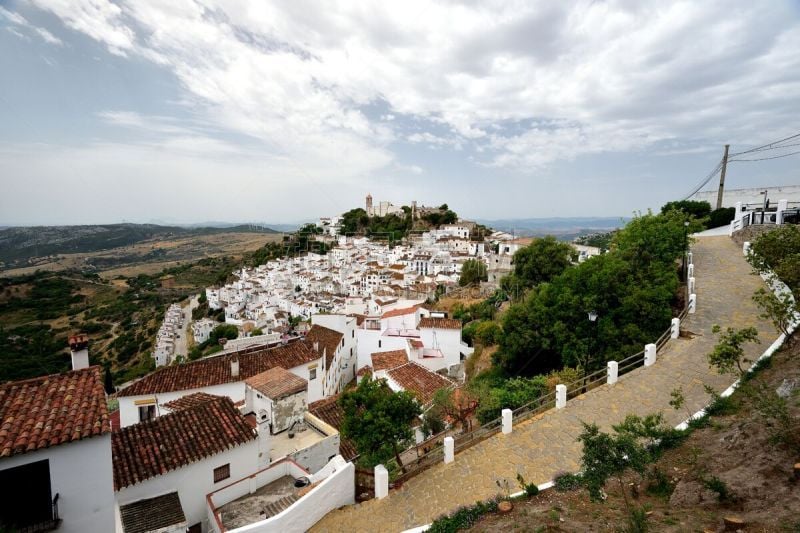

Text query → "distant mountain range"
[0,223,278,265]
[476,217,627,239]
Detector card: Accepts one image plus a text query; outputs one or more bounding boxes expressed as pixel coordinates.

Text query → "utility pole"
[715,144,730,210]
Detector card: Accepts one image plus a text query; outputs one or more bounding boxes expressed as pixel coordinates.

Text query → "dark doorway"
[0,459,56,530]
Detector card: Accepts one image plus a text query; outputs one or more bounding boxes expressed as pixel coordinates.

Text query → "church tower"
[366,193,373,217]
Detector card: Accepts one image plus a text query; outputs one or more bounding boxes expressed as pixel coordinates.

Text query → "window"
[214,464,230,483]
[138,404,156,422]
[309,367,317,380]
[378,340,382,348]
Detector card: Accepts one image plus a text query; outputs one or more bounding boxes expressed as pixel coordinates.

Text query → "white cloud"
[0,5,62,45]
[20,0,800,176]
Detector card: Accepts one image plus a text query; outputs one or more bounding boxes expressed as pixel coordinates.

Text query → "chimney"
[68,334,90,371]
[231,356,240,378]
[313,341,319,353]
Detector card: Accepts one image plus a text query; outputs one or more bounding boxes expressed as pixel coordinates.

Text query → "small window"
[309,367,317,380]
[214,464,230,483]
[138,405,156,422]
[378,340,382,348]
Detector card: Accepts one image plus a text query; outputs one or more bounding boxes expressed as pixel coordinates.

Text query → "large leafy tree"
[502,236,577,292]
[459,259,488,286]
[339,377,422,470]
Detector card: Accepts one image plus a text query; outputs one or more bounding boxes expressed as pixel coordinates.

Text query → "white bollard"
[743,242,751,256]
[687,251,693,265]
[444,436,454,464]
[687,263,694,277]
[555,384,567,409]
[688,277,695,294]
[502,409,512,435]
[671,317,680,339]
[644,343,657,367]
[689,293,697,314]
[607,361,618,385]
[375,464,389,499]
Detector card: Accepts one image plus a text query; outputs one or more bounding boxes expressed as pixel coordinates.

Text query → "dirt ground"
[467,335,800,532]
[1,232,280,278]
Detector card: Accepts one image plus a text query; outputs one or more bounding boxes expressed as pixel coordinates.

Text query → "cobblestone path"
[313,236,777,533]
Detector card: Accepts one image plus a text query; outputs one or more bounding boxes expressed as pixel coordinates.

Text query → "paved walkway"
[313,236,777,532]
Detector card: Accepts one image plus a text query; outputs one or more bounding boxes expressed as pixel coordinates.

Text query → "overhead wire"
[729,149,800,162]
[729,132,800,156]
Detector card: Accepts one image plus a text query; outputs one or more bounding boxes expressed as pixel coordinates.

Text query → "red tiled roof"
[371,350,409,372]
[246,367,307,399]
[118,341,320,397]
[356,366,372,377]
[381,305,420,319]
[112,396,256,490]
[305,324,343,370]
[418,317,462,330]
[0,366,110,458]
[409,339,424,349]
[308,396,357,461]
[162,392,221,412]
[386,362,454,407]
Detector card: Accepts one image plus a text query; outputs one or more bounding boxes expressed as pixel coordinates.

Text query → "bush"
[553,472,583,492]
[708,207,735,228]
[702,475,734,502]
[516,473,539,497]
[427,499,499,533]
[474,321,502,346]
[645,468,674,498]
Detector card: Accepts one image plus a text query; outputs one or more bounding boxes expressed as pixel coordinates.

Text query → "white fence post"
[502,409,512,435]
[644,343,657,367]
[687,251,693,265]
[555,384,567,409]
[689,293,697,314]
[687,263,694,278]
[443,436,454,464]
[688,277,695,294]
[671,318,680,339]
[743,241,751,256]
[607,361,618,385]
[375,465,389,499]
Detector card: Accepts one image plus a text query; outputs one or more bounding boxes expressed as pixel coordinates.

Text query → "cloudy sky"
[1,1,799,225]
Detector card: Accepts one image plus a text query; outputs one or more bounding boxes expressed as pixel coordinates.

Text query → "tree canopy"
[459,259,488,286]
[500,236,576,297]
[339,377,422,469]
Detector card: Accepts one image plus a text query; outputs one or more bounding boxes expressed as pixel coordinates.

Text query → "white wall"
[417,328,468,372]
[208,457,354,533]
[0,435,114,533]
[356,329,408,371]
[115,440,259,533]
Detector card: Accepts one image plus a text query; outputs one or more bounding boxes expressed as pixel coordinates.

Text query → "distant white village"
[0,196,602,533]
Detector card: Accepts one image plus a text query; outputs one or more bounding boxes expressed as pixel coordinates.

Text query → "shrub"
[426,499,499,533]
[645,468,674,498]
[707,207,735,228]
[516,472,539,497]
[702,475,733,502]
[553,472,583,492]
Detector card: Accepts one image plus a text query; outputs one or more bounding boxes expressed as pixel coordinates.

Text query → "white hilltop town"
[0,195,608,533]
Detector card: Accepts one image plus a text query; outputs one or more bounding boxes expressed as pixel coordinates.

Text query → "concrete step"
[263,494,299,519]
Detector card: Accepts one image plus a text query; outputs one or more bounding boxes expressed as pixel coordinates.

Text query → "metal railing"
[379,252,695,492]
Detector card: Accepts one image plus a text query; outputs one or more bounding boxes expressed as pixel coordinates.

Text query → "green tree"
[660,200,712,219]
[707,325,760,376]
[752,287,797,337]
[474,321,502,345]
[459,259,488,286]
[508,236,577,290]
[339,377,422,471]
[210,324,239,343]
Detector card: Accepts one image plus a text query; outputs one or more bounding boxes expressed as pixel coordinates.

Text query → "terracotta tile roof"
[308,396,357,461]
[0,366,110,458]
[418,317,462,330]
[246,367,307,399]
[162,392,221,412]
[119,492,186,533]
[381,305,420,319]
[117,340,320,397]
[386,362,454,407]
[112,396,256,490]
[305,324,343,369]
[356,366,372,377]
[371,350,409,372]
[409,339,424,349]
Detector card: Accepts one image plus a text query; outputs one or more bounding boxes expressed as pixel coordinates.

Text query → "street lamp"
[583,311,598,393]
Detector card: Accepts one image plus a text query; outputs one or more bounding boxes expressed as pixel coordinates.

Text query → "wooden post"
[716,144,730,210]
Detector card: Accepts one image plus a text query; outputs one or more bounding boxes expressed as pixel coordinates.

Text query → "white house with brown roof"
[0,367,114,533]
[113,396,259,533]
[116,340,327,428]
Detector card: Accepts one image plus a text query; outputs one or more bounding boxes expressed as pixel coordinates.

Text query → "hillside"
[0,223,278,269]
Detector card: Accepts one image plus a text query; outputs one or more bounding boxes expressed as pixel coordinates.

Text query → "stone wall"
[731,225,780,246]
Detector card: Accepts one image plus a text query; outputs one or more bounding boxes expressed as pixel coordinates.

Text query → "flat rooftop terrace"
[270,425,326,462]
[217,476,298,530]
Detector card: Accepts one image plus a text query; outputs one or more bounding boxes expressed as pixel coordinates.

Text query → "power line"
[729,132,800,157]
[729,149,800,162]
[681,158,723,200]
